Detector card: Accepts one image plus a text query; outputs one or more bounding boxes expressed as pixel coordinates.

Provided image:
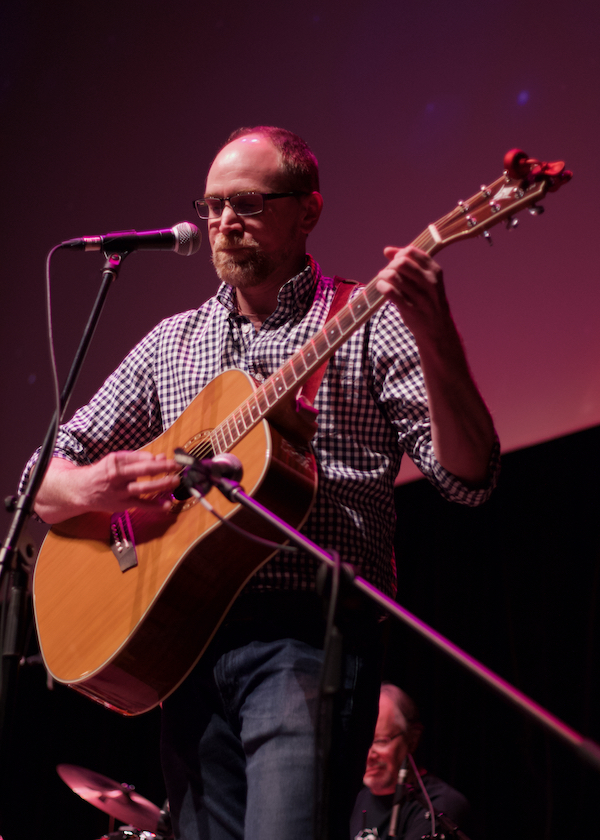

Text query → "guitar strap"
[299,276,357,405]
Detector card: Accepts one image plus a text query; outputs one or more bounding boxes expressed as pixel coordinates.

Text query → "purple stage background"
[1,1,599,838]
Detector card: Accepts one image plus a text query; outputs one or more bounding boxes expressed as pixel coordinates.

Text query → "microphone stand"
[182,469,352,840]
[192,468,600,787]
[406,784,471,840]
[0,250,128,756]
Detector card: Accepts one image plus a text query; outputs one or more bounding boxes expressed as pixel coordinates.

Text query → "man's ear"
[299,191,323,234]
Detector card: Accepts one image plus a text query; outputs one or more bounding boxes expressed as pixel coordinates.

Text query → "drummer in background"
[350,684,471,840]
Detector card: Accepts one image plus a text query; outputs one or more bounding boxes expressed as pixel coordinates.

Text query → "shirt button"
[242,323,252,334]
[254,373,264,383]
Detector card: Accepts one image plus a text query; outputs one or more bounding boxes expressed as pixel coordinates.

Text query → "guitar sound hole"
[172,480,191,502]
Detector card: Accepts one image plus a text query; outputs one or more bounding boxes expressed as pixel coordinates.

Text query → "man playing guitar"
[24,126,499,840]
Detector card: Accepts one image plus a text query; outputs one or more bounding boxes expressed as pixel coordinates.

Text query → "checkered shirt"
[22,257,499,597]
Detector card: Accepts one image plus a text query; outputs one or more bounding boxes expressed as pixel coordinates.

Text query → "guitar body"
[33,369,317,715]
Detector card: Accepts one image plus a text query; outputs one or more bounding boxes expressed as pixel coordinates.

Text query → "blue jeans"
[161,609,382,840]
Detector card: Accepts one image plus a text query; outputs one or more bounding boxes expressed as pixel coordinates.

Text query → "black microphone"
[59,221,201,256]
[174,449,243,497]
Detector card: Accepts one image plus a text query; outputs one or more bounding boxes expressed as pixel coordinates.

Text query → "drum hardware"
[56,764,167,835]
[95,828,158,840]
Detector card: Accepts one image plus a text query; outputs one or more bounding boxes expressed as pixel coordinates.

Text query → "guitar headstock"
[428,150,572,253]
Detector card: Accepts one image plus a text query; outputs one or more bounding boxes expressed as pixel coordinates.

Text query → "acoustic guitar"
[33,150,571,715]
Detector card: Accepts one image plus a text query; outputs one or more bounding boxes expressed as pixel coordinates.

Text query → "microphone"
[174,449,243,497]
[388,758,409,838]
[59,221,201,256]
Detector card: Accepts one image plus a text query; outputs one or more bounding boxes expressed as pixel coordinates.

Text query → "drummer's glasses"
[371,732,406,748]
[194,191,309,219]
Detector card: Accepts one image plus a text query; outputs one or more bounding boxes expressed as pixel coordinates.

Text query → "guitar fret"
[263,379,278,406]
[240,401,253,427]
[313,331,330,357]
[338,307,356,332]
[272,372,286,397]
[234,410,246,435]
[303,342,317,369]
[365,282,383,307]
[226,416,239,443]
[326,321,342,345]
[255,387,270,414]
[281,361,298,388]
[249,395,262,421]
[218,423,231,449]
[292,354,308,377]
[351,294,368,318]
[417,229,438,251]
[213,427,226,454]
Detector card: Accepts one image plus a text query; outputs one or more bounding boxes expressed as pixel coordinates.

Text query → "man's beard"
[211,232,294,289]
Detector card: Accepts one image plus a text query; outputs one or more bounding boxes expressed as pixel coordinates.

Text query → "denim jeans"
[160,602,383,840]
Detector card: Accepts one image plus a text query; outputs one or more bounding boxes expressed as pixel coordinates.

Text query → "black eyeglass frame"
[371,731,406,748]
[193,191,309,220]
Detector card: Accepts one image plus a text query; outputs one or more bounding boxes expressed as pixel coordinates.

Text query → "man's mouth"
[365,763,383,774]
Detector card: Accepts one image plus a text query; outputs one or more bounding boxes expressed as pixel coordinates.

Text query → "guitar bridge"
[110,511,138,572]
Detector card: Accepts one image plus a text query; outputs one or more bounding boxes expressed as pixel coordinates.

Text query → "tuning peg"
[528,205,545,216]
[505,217,519,230]
[482,230,493,246]
[504,149,530,179]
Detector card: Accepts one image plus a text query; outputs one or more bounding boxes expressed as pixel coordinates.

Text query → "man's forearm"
[420,326,496,485]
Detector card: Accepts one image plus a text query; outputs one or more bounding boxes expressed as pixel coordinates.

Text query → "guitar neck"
[209,199,464,456]
[210,155,570,455]
[210,274,386,455]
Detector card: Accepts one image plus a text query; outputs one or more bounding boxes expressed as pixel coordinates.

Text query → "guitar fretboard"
[210,278,385,455]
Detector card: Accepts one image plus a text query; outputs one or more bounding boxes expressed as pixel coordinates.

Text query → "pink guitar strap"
[299,276,357,405]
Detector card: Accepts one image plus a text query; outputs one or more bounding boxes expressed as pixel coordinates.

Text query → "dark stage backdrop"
[2,426,600,840]
[1,0,599,838]
[388,424,600,840]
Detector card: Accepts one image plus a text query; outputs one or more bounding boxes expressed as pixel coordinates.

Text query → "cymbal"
[57,764,161,832]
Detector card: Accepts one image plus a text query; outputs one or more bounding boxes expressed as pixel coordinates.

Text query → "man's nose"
[217,201,243,233]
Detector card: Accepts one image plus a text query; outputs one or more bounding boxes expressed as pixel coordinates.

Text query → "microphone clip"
[174,448,243,498]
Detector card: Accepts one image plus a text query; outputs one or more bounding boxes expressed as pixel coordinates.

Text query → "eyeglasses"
[193,191,308,220]
[371,732,405,748]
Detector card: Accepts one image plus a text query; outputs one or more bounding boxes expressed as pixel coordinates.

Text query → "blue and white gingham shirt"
[23,257,499,597]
